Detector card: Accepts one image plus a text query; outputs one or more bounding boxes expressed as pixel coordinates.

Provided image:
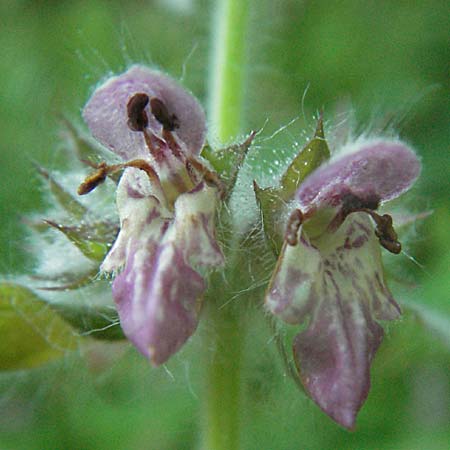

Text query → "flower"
[265,139,421,429]
[80,65,224,365]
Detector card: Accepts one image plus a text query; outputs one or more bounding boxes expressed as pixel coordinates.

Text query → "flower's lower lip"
[98,167,223,365]
[266,206,405,427]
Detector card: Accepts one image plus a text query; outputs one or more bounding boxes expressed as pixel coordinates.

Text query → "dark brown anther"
[285,209,304,246]
[78,162,109,195]
[341,192,380,216]
[78,158,164,196]
[326,192,402,254]
[328,192,381,232]
[371,213,402,254]
[150,98,179,131]
[127,93,150,132]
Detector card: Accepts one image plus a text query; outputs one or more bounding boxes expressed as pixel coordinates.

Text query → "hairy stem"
[202,0,250,449]
[209,0,250,143]
[201,299,244,450]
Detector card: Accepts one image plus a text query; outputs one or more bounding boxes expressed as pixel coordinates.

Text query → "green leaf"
[254,116,331,255]
[201,131,256,198]
[44,219,118,262]
[0,283,78,370]
[279,114,330,200]
[253,182,286,254]
[35,165,88,220]
[61,116,104,163]
[22,217,49,233]
[32,266,100,291]
[50,302,124,341]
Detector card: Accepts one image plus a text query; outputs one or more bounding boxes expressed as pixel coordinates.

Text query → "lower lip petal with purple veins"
[293,295,384,430]
[170,182,225,269]
[267,213,401,428]
[112,239,205,366]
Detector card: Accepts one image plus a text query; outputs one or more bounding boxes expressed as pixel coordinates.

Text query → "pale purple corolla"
[266,140,421,429]
[81,65,224,365]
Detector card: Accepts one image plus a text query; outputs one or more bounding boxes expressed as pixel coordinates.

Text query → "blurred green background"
[0,0,449,449]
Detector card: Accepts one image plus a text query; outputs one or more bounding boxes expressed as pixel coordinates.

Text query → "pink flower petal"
[101,170,223,365]
[113,239,205,365]
[293,295,383,430]
[170,183,224,268]
[267,214,401,428]
[83,65,206,160]
[101,168,167,273]
[297,140,420,212]
[265,232,321,323]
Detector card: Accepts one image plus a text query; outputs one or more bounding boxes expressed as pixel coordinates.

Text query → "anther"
[150,98,179,131]
[370,212,402,254]
[127,93,149,132]
[285,209,304,246]
[328,192,380,232]
[148,97,183,158]
[78,159,162,196]
[78,162,109,195]
[326,192,402,254]
[341,192,380,215]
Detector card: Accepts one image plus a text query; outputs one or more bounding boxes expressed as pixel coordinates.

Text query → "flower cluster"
[19,65,420,429]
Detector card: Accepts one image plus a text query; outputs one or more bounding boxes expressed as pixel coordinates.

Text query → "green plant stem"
[201,300,244,450]
[209,0,250,143]
[202,1,250,449]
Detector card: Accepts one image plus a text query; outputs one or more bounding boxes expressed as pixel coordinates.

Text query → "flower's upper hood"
[83,65,206,160]
[297,139,421,214]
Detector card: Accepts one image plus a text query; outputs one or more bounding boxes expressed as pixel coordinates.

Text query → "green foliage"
[33,267,101,291]
[0,283,78,370]
[35,165,88,220]
[254,116,330,253]
[50,301,124,341]
[44,219,117,262]
[279,115,330,199]
[202,130,256,197]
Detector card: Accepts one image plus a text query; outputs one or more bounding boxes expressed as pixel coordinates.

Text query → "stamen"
[328,192,380,231]
[150,98,179,131]
[187,157,226,198]
[150,97,183,158]
[162,129,183,158]
[125,159,162,188]
[326,192,401,254]
[369,212,402,254]
[78,159,162,196]
[78,162,110,195]
[142,130,159,156]
[126,94,162,157]
[285,209,304,246]
[341,192,380,213]
[127,93,149,132]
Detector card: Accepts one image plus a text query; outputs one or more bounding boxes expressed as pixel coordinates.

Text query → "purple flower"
[82,66,224,365]
[266,139,420,429]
